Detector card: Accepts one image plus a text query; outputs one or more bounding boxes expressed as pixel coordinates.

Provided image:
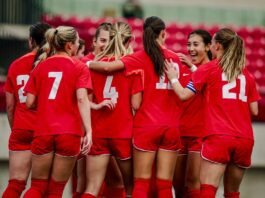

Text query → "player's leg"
[104,157,125,198]
[46,135,81,198]
[2,130,33,198]
[23,135,54,198]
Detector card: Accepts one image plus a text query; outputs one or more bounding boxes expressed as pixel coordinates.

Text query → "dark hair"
[143,16,166,76]
[94,22,112,40]
[29,22,51,47]
[188,29,212,60]
[78,38,85,52]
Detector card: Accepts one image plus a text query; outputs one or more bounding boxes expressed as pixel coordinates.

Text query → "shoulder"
[8,52,35,71]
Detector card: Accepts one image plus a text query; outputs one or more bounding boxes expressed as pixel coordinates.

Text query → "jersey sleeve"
[247,73,261,103]
[120,51,144,76]
[76,63,93,94]
[191,64,211,92]
[128,74,144,95]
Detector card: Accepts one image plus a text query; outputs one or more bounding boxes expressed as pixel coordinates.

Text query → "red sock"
[73,192,82,198]
[81,193,97,198]
[2,179,26,198]
[187,188,200,198]
[132,178,150,198]
[47,178,67,198]
[156,178,173,198]
[23,179,49,198]
[105,187,126,198]
[200,184,217,198]
[224,191,240,198]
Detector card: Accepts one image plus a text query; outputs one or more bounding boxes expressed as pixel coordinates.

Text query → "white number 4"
[222,73,247,102]
[103,75,118,104]
[48,72,62,100]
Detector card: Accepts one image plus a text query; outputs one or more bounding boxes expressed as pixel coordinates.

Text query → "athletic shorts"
[178,136,203,155]
[133,126,181,152]
[31,134,81,157]
[88,137,132,160]
[201,135,254,168]
[9,129,33,151]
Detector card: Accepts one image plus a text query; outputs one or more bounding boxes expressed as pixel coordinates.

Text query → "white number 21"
[222,73,247,102]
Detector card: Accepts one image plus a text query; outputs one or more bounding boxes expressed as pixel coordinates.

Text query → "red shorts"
[31,135,81,157]
[88,137,132,160]
[133,126,181,152]
[201,135,254,168]
[178,136,203,155]
[9,129,33,151]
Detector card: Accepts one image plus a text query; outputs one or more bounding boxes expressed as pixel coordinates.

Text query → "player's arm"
[249,101,258,116]
[88,94,115,110]
[5,92,15,128]
[131,92,142,112]
[77,88,92,154]
[26,93,36,109]
[165,59,195,101]
[88,60,124,73]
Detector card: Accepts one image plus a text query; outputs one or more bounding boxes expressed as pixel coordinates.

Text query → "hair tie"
[54,29,58,35]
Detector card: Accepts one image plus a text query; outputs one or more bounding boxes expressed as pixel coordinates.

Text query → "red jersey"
[121,48,183,127]
[192,59,260,139]
[179,65,206,137]
[81,52,95,63]
[4,52,37,131]
[25,55,93,137]
[90,57,143,138]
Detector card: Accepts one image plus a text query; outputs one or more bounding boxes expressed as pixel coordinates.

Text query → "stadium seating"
[2,15,264,120]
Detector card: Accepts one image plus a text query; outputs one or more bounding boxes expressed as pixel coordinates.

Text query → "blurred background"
[0,0,265,197]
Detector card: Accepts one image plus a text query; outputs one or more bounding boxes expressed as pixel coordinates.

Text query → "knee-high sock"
[2,179,26,198]
[23,179,48,198]
[156,178,173,198]
[200,184,217,198]
[105,186,126,198]
[132,178,150,198]
[47,178,67,198]
[81,193,97,198]
[187,188,200,198]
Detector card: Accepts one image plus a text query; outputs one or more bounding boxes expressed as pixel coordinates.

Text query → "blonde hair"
[215,28,246,82]
[34,26,77,67]
[95,22,132,61]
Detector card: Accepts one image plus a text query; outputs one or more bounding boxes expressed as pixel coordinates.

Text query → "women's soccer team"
[2,15,260,198]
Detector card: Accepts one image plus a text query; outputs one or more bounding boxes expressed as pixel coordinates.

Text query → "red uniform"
[89,56,143,159]
[81,52,95,63]
[25,55,92,156]
[121,48,183,151]
[191,59,260,166]
[178,65,206,154]
[4,52,37,150]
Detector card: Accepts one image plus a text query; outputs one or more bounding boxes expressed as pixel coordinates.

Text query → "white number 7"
[48,72,62,100]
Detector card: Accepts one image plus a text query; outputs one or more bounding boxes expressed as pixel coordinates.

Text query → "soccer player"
[23,26,93,198]
[2,22,51,198]
[89,16,183,198]
[165,28,260,198]
[75,39,86,60]
[173,29,212,198]
[82,21,142,198]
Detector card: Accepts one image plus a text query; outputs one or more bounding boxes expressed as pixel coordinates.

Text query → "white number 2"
[222,73,247,102]
[103,75,119,104]
[48,72,62,100]
[156,62,180,90]
[16,75,29,103]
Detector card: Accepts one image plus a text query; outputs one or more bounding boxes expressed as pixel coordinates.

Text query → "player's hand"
[81,132,92,155]
[177,53,193,68]
[98,99,116,110]
[165,59,179,80]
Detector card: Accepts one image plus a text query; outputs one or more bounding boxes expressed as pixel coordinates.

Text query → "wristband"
[170,78,179,84]
[190,65,197,72]
[86,61,92,68]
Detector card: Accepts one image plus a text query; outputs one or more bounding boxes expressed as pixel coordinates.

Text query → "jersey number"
[16,75,29,103]
[48,72,62,100]
[156,62,179,90]
[222,73,247,102]
[103,75,118,104]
